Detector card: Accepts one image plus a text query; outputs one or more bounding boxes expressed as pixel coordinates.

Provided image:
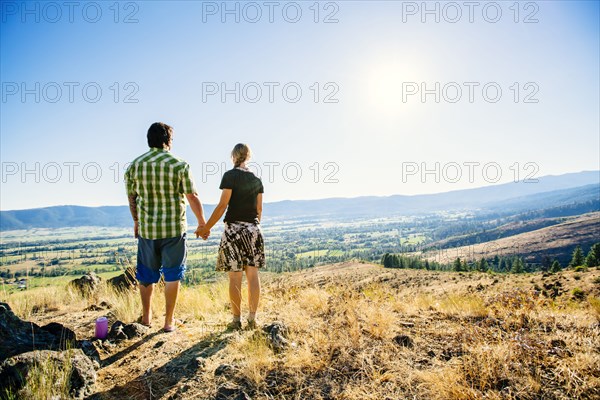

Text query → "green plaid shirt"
[125,148,197,240]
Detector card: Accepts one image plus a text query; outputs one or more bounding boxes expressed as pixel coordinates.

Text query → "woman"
[197,143,265,330]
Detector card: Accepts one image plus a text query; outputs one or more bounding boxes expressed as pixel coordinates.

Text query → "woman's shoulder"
[224,168,262,185]
[231,167,260,178]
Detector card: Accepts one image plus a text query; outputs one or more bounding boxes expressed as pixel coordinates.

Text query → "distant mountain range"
[1,170,598,231]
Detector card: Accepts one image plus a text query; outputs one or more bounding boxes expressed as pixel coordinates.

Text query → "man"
[125,122,206,332]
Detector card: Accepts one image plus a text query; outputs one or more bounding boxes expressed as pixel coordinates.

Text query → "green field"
[1,215,435,285]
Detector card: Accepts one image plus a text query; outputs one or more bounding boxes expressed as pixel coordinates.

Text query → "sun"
[362,53,432,119]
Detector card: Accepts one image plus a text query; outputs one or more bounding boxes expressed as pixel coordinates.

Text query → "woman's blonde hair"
[231,143,252,167]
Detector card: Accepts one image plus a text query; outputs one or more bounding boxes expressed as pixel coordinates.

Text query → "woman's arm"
[204,189,232,231]
[257,193,263,223]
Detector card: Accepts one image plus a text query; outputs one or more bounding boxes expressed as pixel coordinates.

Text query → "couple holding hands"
[125,122,264,332]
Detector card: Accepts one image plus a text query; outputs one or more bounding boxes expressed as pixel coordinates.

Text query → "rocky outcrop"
[0,303,76,361]
[0,349,96,399]
[215,383,252,400]
[107,321,149,342]
[107,268,137,291]
[262,322,289,353]
[69,272,102,296]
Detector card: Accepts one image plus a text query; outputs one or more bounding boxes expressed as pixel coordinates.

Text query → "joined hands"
[195,224,210,240]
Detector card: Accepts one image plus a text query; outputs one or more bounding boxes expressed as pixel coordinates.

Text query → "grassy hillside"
[2,262,599,399]
[425,216,569,249]
[422,212,600,265]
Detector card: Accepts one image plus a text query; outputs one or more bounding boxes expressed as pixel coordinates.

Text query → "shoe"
[227,320,242,331]
[245,319,257,330]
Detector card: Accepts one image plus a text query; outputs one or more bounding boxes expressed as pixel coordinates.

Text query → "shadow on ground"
[88,330,230,400]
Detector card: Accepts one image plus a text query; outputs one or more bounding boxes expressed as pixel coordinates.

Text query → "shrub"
[550,260,562,273]
[572,287,585,301]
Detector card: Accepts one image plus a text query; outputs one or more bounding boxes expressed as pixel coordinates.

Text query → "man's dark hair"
[147,122,173,149]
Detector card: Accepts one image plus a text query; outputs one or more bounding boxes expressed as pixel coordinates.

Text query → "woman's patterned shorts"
[216,221,265,272]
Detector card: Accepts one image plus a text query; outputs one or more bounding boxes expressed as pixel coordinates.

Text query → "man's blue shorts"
[136,233,187,285]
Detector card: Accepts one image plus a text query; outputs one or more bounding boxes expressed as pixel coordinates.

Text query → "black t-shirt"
[219,168,264,223]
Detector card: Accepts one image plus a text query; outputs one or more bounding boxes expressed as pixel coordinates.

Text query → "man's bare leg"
[164,280,180,330]
[139,283,154,326]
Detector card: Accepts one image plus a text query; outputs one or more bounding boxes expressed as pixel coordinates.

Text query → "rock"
[548,338,571,357]
[214,363,237,377]
[99,301,113,309]
[107,268,137,291]
[494,377,511,391]
[0,349,96,399]
[80,340,101,367]
[107,321,148,342]
[441,346,465,361]
[215,384,251,400]
[69,272,101,297]
[123,322,149,338]
[393,334,413,348]
[108,321,128,341]
[0,302,77,361]
[262,322,289,353]
[84,304,104,311]
[193,357,206,370]
[40,322,77,342]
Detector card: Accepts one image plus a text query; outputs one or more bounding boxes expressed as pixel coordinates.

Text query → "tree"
[541,255,552,272]
[381,253,391,268]
[498,258,507,272]
[511,257,524,274]
[395,255,402,268]
[492,255,500,270]
[569,245,584,268]
[462,259,470,272]
[505,258,513,272]
[453,257,463,272]
[584,243,600,268]
[478,257,488,272]
[550,260,562,273]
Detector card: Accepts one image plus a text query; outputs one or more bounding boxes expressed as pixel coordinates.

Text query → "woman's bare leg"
[245,266,261,319]
[228,271,243,319]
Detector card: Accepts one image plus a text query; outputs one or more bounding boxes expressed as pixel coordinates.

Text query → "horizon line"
[1,169,598,213]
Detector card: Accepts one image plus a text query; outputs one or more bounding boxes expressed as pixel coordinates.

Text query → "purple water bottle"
[95,317,108,339]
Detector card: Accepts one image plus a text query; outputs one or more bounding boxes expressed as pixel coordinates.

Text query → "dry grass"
[589,296,600,322]
[0,284,84,319]
[2,263,600,399]
[3,350,74,400]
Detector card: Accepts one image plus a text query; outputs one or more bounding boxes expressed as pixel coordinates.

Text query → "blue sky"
[1,0,599,210]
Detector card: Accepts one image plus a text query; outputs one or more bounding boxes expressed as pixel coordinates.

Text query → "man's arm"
[128,194,139,238]
[185,192,206,230]
[124,164,139,238]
